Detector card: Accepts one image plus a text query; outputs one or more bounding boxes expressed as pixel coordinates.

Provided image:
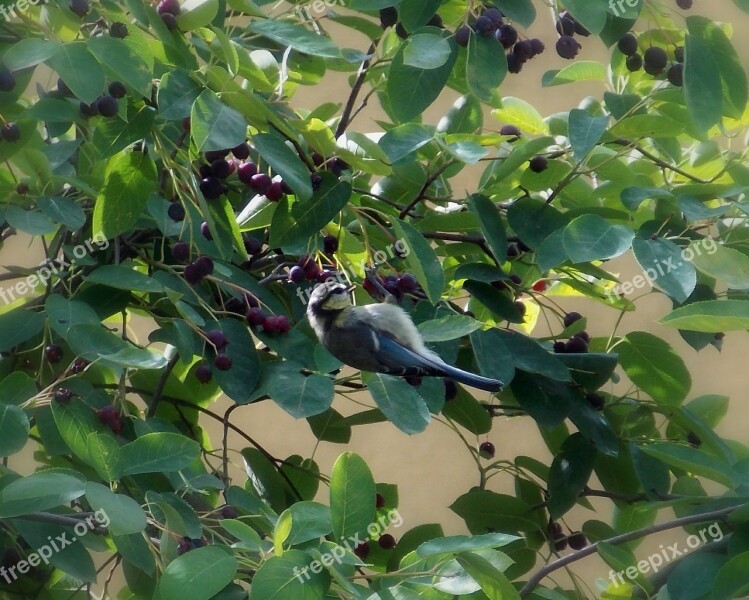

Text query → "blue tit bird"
[306,282,503,392]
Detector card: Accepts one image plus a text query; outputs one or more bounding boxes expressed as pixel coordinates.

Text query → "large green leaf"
[2,39,60,71]
[0,404,29,457]
[48,42,105,104]
[157,69,202,120]
[117,432,200,477]
[0,309,44,352]
[568,108,609,161]
[547,433,597,518]
[209,318,261,402]
[660,299,749,331]
[367,374,430,435]
[392,219,444,304]
[248,549,329,600]
[712,551,749,600]
[85,482,147,536]
[156,546,237,600]
[267,362,334,418]
[0,472,85,517]
[468,193,507,265]
[690,242,749,290]
[93,151,158,239]
[88,36,152,96]
[191,89,248,153]
[85,265,165,293]
[329,452,376,543]
[684,32,723,131]
[249,20,355,60]
[466,34,506,102]
[639,443,740,488]
[632,237,697,303]
[455,552,521,600]
[562,215,634,263]
[617,332,690,405]
[66,323,167,369]
[403,33,452,69]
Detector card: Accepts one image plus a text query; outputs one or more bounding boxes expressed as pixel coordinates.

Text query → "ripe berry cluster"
[553,312,590,353]
[78,81,126,118]
[97,405,123,434]
[183,255,214,285]
[288,255,340,285]
[177,536,206,555]
[452,7,545,75]
[157,0,181,30]
[618,33,684,86]
[362,273,419,301]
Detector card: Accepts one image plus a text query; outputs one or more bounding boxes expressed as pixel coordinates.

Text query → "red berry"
[246,307,265,326]
[265,181,285,201]
[97,405,119,425]
[221,506,239,519]
[157,0,181,15]
[396,274,417,293]
[532,280,549,293]
[262,316,278,334]
[275,315,290,334]
[249,173,272,194]
[237,161,258,185]
[353,542,370,560]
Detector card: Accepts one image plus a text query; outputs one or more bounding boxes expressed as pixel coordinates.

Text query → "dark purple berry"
[44,344,63,364]
[667,63,684,86]
[556,35,582,60]
[206,329,228,350]
[530,38,545,56]
[97,405,119,425]
[54,388,73,404]
[211,159,233,179]
[214,354,232,371]
[246,307,265,326]
[563,312,583,328]
[108,81,126,99]
[289,266,305,283]
[200,222,212,240]
[183,263,203,285]
[69,0,89,18]
[529,156,548,173]
[553,341,566,353]
[323,235,338,254]
[574,331,591,343]
[168,202,185,222]
[626,53,643,72]
[618,33,638,56]
[568,532,588,550]
[378,534,397,549]
[110,22,128,38]
[644,47,668,74]
[405,375,422,387]
[71,357,90,374]
[161,12,178,30]
[172,241,190,262]
[97,95,119,118]
[507,53,523,74]
[194,256,214,276]
[565,337,588,353]
[379,6,397,29]
[244,237,263,255]
[1,123,21,142]
[395,22,408,39]
[265,181,285,201]
[375,492,386,509]
[199,177,223,200]
[237,161,258,185]
[496,24,517,48]
[249,173,272,194]
[80,100,99,117]
[396,274,417,293]
[484,7,503,25]
[455,25,471,47]
[221,506,239,519]
[444,379,457,401]
[474,15,494,35]
[574,21,590,37]
[426,13,442,28]
[676,0,692,9]
[556,12,575,36]
[0,69,16,92]
[500,124,521,139]
[16,182,28,195]
[157,0,181,15]
[514,40,533,61]
[354,542,370,560]
[674,45,684,63]
[479,441,496,459]
[231,143,250,160]
[586,393,605,410]
[57,78,72,96]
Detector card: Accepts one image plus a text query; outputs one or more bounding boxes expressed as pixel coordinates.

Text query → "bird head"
[307,282,356,315]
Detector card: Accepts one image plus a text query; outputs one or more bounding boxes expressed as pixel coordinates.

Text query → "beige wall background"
[5,1,749,595]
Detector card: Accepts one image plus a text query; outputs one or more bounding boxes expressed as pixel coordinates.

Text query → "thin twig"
[146,353,179,418]
[335,42,377,138]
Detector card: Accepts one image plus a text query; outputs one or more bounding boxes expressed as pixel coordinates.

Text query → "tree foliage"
[0,0,748,598]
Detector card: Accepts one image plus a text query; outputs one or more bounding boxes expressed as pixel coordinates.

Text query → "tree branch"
[146,353,179,418]
[519,503,744,598]
[335,42,377,138]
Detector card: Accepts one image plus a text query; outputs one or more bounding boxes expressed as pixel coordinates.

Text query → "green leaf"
[392,219,444,304]
[398,0,441,31]
[3,39,60,71]
[52,398,100,464]
[450,490,539,534]
[88,36,152,96]
[667,553,725,600]
[191,89,248,153]
[37,196,86,231]
[568,109,609,161]
[466,34,506,102]
[455,552,521,600]
[330,452,376,543]
[177,0,220,31]
[437,95,483,135]
[368,374,431,435]
[45,294,101,339]
[5,206,56,235]
[687,16,747,120]
[617,332,691,405]
[117,432,200,477]
[249,19,352,60]
[267,362,334,418]
[0,309,44,352]
[66,323,167,369]
[48,42,105,104]
[562,214,634,263]
[156,546,237,600]
[0,404,28,457]
[691,242,749,290]
[387,34,457,122]
[287,501,333,546]
[210,318,261,402]
[563,0,608,33]
[491,97,549,135]
[253,132,314,201]
[241,448,286,513]
[379,123,435,163]
[270,173,349,247]
[158,69,202,120]
[0,472,85,517]
[85,265,165,293]
[684,32,723,131]
[93,151,158,239]
[712,551,749,600]
[468,193,507,264]
[639,442,740,488]
[547,433,597,518]
[307,408,352,444]
[418,534,519,557]
[417,314,483,342]
[495,0,536,27]
[506,197,568,249]
[404,34,451,69]
[248,550,329,600]
[632,237,697,303]
[660,299,749,332]
[85,482,147,536]
[542,61,607,87]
